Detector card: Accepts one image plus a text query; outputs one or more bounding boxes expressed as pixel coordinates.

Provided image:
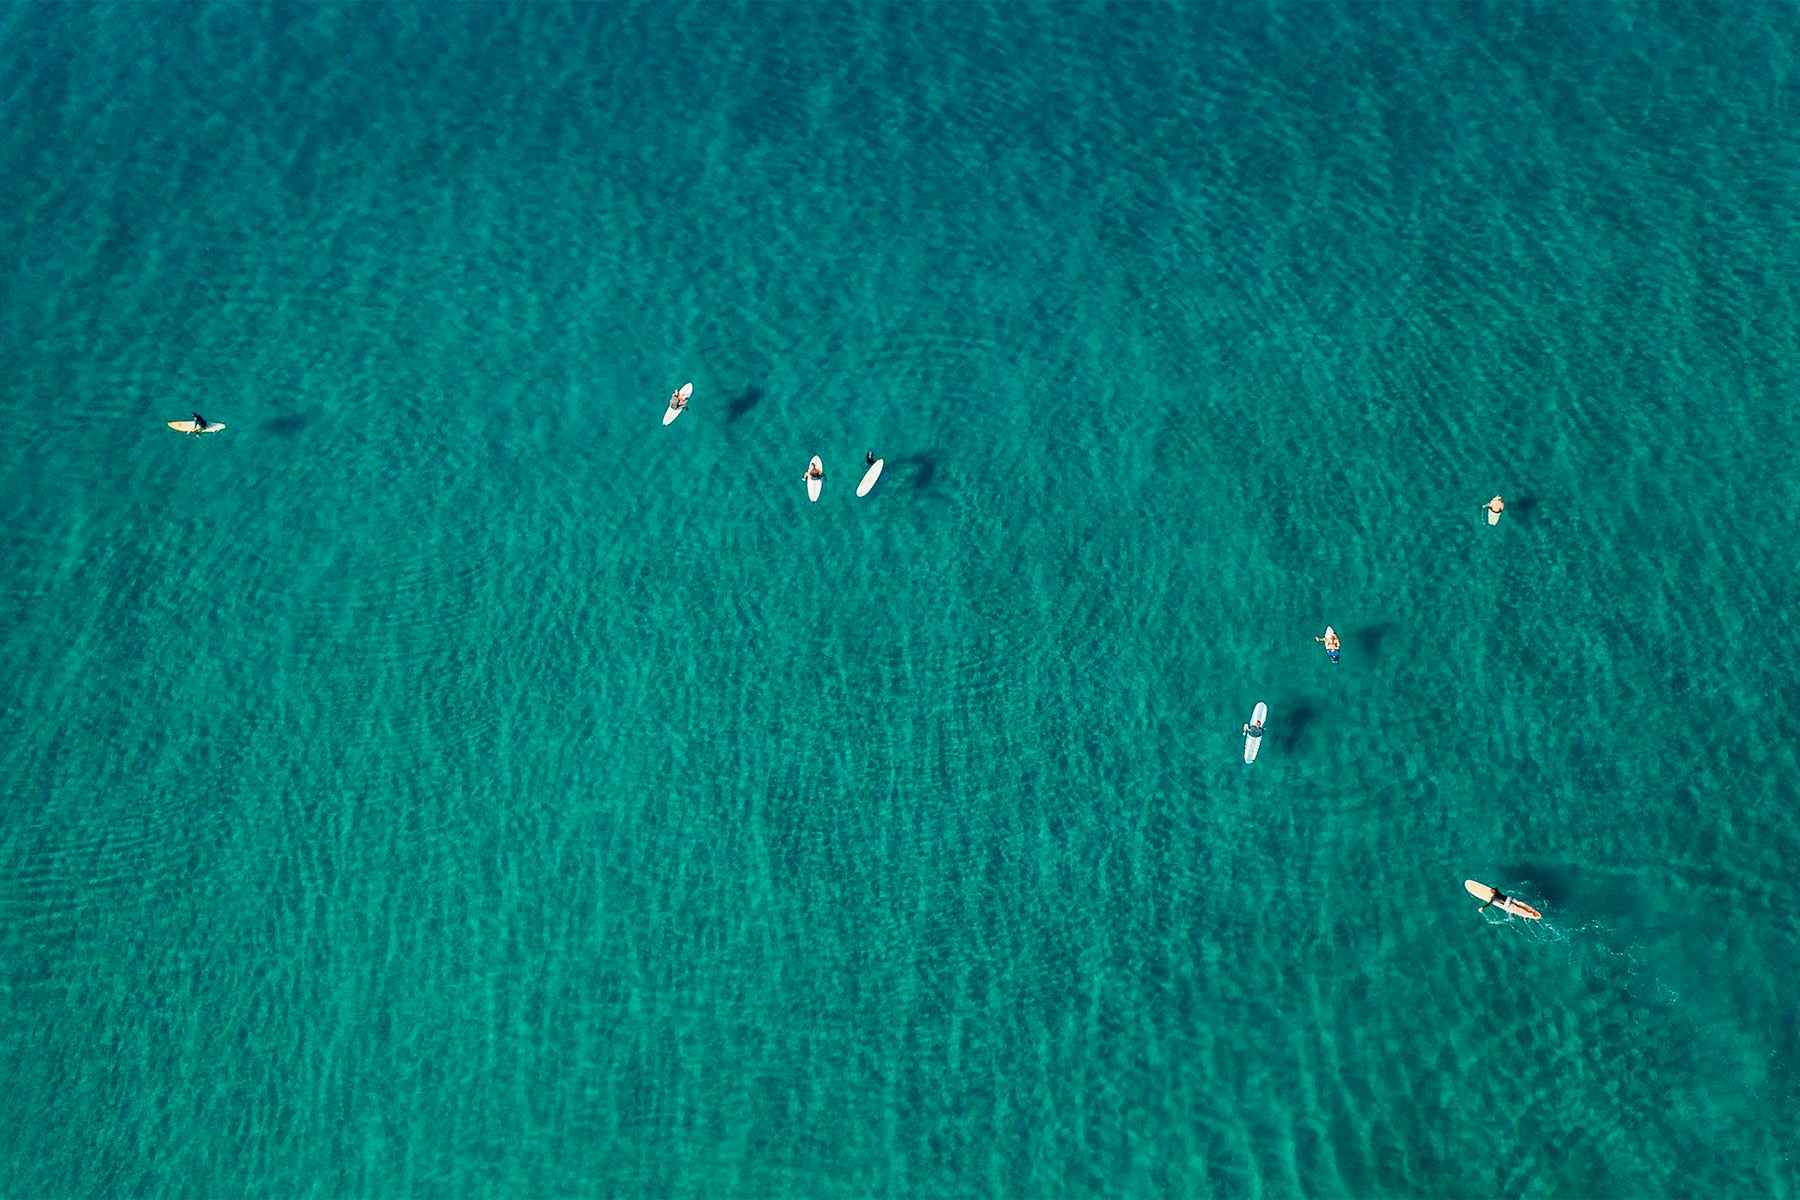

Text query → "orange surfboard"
[1465,879,1542,920]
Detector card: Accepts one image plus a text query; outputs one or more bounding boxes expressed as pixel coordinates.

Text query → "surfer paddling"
[1464,879,1542,920]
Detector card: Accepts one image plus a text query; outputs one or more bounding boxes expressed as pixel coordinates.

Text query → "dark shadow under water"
[894,451,939,492]
[726,386,763,423]
[1352,621,1395,663]
[262,411,315,437]
[1282,697,1322,752]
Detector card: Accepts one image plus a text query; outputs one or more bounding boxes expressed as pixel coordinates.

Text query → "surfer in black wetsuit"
[191,412,209,432]
[866,450,877,467]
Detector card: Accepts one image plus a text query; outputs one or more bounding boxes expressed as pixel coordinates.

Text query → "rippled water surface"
[2,1,1797,1195]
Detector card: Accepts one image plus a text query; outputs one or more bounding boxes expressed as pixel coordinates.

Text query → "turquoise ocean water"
[3,1,1798,1195]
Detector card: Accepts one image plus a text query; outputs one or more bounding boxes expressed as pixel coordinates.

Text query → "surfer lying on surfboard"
[1464,879,1543,920]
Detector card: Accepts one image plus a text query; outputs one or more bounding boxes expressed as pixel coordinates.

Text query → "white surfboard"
[856,457,885,497]
[662,382,693,426]
[805,455,823,502]
[167,420,224,434]
[1243,701,1267,764]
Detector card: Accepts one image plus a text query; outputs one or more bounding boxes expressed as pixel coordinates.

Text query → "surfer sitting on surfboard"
[1485,495,1505,521]
[805,461,825,482]
[668,389,687,411]
[191,412,209,432]
[1315,628,1341,660]
[1241,718,1264,739]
